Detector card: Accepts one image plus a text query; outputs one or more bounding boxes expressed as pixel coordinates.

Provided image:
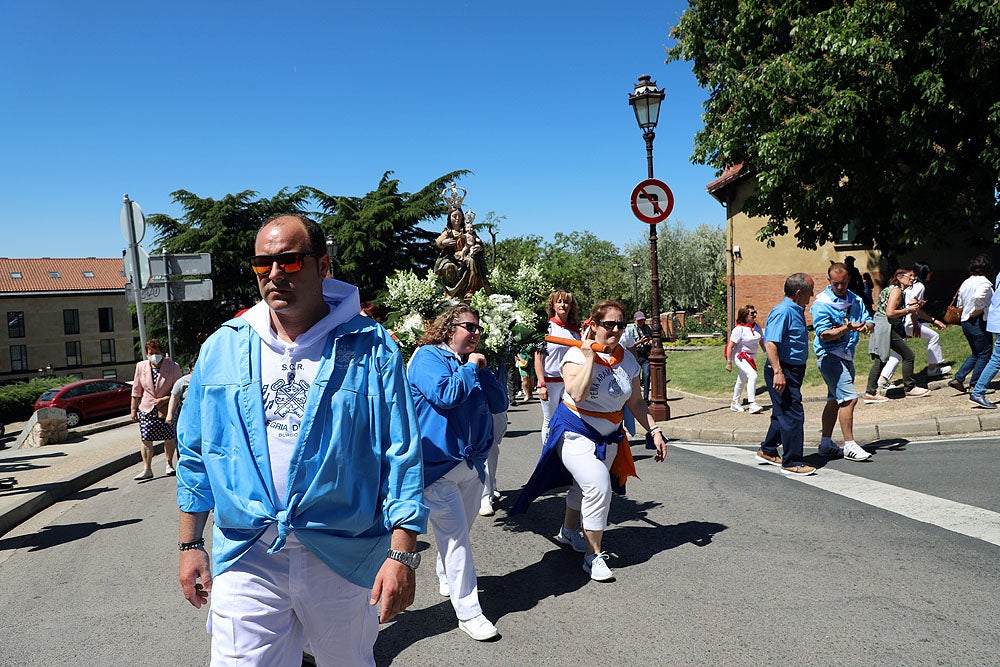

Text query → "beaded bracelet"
[178,538,206,551]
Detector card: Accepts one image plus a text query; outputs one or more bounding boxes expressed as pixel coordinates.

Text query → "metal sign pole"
[123,194,148,354]
[163,252,175,359]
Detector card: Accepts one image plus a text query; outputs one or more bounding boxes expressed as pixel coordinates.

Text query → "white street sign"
[125,279,214,303]
[119,200,145,244]
[123,246,151,288]
[148,253,212,276]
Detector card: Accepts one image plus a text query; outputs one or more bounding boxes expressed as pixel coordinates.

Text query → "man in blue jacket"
[176,214,427,666]
[811,263,875,462]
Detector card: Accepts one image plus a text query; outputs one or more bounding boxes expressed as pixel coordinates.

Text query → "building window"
[100,339,116,363]
[8,312,25,338]
[49,272,60,278]
[98,307,114,332]
[837,220,859,245]
[10,272,22,279]
[64,309,80,335]
[82,271,95,278]
[66,341,82,366]
[10,345,27,371]
[102,369,118,379]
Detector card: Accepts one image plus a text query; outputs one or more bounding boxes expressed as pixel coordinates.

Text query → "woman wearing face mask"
[131,338,182,480]
[407,305,508,641]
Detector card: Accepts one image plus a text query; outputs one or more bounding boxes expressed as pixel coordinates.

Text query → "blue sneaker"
[970,393,996,409]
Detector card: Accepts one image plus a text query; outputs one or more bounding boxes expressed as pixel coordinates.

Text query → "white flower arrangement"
[471,291,539,355]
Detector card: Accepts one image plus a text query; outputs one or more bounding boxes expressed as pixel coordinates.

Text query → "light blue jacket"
[408,345,509,487]
[811,286,873,358]
[176,310,427,589]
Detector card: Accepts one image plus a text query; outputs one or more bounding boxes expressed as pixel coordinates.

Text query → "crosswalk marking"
[672,442,1000,547]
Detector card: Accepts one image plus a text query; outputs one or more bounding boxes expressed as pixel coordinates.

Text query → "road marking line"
[672,442,1000,547]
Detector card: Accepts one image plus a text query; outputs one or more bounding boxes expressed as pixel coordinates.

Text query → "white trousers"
[482,411,507,503]
[559,432,618,532]
[424,463,485,621]
[208,538,377,667]
[731,356,759,405]
[881,324,943,379]
[539,381,565,444]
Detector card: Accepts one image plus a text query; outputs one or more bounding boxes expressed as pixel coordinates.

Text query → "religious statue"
[434,182,490,301]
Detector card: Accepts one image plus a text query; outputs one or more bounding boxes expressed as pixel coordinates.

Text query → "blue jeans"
[971,335,1000,397]
[637,357,651,402]
[957,316,993,386]
[760,363,806,468]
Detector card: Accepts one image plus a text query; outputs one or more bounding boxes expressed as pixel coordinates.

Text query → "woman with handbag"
[130,338,182,480]
[949,254,995,393]
[864,269,930,402]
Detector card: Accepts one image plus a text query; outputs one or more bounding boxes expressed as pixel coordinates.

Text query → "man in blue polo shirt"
[755,273,816,475]
[811,262,875,462]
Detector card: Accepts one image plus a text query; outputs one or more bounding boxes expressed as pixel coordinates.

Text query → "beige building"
[707,165,973,328]
[0,258,136,384]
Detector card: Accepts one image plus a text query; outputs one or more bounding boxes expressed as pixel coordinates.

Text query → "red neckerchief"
[551,316,581,334]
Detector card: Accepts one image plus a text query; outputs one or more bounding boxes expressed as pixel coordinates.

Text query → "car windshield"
[39,389,59,401]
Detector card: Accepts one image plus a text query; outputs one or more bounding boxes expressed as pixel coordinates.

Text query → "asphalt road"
[1,401,998,666]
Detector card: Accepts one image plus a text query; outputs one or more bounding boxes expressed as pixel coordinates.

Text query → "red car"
[34,379,133,428]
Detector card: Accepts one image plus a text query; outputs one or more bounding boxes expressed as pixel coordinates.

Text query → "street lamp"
[628,74,669,420]
[632,259,641,310]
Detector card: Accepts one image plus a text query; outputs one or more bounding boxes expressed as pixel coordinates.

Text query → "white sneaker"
[458,614,499,641]
[747,403,764,414]
[730,402,745,412]
[133,469,153,481]
[583,552,615,581]
[438,579,450,597]
[843,443,872,462]
[818,443,843,458]
[928,365,952,377]
[478,498,495,517]
[555,526,587,553]
[165,464,176,476]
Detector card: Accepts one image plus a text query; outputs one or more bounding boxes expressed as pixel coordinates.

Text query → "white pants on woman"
[559,431,618,532]
[731,356,759,405]
[425,462,485,621]
[539,381,565,444]
[208,537,378,667]
[482,411,507,504]
[881,323,943,379]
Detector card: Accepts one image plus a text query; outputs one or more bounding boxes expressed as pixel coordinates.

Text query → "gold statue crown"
[441,181,467,209]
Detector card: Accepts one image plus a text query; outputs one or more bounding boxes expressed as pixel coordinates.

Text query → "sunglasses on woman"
[248,252,322,275]
[455,322,482,334]
[596,320,627,330]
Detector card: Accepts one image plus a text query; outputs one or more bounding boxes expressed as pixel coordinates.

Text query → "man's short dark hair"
[259,214,328,257]
[784,273,810,297]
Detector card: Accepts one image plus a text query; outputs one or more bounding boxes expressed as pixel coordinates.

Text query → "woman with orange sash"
[533,291,581,444]
[513,300,667,582]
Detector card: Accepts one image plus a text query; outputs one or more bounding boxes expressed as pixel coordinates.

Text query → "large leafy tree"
[307,170,469,301]
[668,0,1000,251]
[628,222,727,313]
[145,189,311,360]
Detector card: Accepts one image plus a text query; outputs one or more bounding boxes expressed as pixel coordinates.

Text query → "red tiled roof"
[705,164,748,200]
[0,257,127,293]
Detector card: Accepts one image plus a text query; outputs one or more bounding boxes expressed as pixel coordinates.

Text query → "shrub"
[0,377,68,423]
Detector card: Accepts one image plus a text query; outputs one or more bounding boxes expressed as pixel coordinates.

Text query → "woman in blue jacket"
[408,305,508,642]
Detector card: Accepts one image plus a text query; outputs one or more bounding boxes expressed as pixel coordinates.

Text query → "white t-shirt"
[728,323,763,358]
[560,346,640,436]
[541,319,581,380]
[958,275,993,321]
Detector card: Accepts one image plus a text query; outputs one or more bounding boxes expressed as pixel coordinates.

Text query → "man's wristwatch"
[386,549,421,570]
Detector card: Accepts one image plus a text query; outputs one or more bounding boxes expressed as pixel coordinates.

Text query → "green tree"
[307,170,469,301]
[146,188,311,358]
[668,0,1000,251]
[628,221,726,315]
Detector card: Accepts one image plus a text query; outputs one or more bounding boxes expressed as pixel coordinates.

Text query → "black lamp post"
[632,259,641,310]
[628,74,669,420]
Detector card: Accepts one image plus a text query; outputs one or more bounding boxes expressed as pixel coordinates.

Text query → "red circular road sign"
[630,179,674,224]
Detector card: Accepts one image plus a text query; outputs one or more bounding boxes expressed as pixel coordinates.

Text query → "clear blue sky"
[0,1,724,259]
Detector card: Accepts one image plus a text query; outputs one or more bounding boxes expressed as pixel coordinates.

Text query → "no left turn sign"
[630,178,674,224]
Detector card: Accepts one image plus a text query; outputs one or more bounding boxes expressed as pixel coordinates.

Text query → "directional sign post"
[630,178,675,224]
[120,194,149,353]
[125,279,215,303]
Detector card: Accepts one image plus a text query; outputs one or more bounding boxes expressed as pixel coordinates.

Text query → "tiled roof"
[0,257,127,293]
[705,164,748,201]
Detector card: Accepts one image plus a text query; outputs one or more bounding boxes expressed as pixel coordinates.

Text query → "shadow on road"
[0,515,141,552]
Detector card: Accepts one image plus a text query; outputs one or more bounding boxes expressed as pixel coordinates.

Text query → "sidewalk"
[2,377,998,537]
